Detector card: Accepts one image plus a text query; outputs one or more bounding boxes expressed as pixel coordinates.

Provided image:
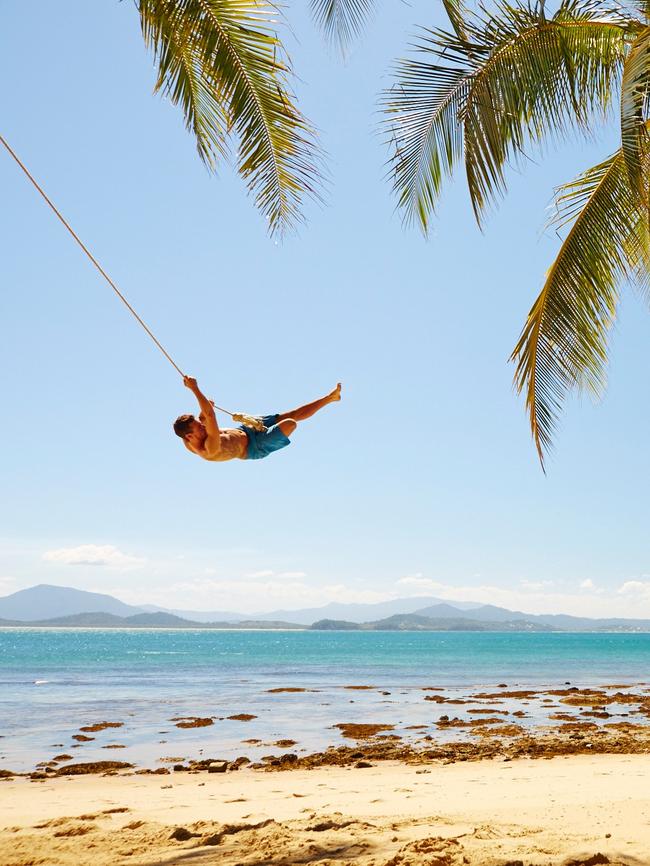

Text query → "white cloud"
[618,580,650,598]
[396,576,444,594]
[520,579,554,591]
[245,569,307,580]
[580,579,595,590]
[42,544,145,570]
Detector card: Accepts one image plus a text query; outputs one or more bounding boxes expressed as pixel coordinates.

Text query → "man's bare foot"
[329,383,342,402]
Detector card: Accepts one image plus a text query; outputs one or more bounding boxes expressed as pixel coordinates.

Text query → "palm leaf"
[310,0,375,52]
[384,0,630,231]
[138,0,323,235]
[628,0,650,23]
[621,28,650,196]
[139,1,231,167]
[464,0,631,222]
[441,0,470,41]
[382,54,471,232]
[510,149,648,466]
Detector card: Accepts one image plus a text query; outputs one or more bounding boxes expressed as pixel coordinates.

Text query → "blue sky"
[1,0,649,617]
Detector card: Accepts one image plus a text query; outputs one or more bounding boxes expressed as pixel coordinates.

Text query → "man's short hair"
[173,414,196,439]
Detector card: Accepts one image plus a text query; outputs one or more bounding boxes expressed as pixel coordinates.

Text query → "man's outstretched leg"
[276,384,341,428]
[246,385,341,457]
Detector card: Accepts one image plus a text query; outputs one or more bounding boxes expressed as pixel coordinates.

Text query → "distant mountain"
[412,602,650,632]
[310,619,360,630]
[1,610,305,629]
[5,585,650,632]
[248,596,480,625]
[533,613,650,631]
[29,611,135,627]
[0,586,482,626]
[310,613,554,632]
[412,602,488,619]
[372,613,470,630]
[124,612,204,627]
[0,611,195,628]
[139,605,248,623]
[0,584,146,621]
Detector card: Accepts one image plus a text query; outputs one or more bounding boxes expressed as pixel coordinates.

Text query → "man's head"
[173,414,206,450]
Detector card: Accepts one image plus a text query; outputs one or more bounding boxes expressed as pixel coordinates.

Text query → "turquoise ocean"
[2,629,650,772]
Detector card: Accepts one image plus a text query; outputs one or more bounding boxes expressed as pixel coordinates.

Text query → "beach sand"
[2,754,649,865]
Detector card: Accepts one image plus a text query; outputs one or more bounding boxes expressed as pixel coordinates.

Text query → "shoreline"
[2,753,649,865]
[5,672,650,863]
[4,680,650,776]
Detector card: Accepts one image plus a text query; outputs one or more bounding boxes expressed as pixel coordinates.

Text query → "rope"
[0,133,241,422]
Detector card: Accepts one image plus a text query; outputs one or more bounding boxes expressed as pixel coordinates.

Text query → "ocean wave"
[141,651,190,655]
[125,650,189,655]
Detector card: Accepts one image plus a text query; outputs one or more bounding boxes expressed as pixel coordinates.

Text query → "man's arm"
[184,376,221,456]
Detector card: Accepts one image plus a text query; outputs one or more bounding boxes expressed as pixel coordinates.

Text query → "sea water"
[1,629,649,772]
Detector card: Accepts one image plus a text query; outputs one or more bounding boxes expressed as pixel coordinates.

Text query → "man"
[174,376,341,462]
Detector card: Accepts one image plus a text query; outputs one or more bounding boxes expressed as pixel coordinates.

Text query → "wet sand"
[6,681,650,776]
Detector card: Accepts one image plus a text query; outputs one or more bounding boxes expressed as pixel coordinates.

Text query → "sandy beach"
[4,679,650,864]
[2,753,649,865]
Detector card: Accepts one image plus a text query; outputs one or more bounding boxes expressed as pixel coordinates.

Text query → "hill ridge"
[3,584,650,631]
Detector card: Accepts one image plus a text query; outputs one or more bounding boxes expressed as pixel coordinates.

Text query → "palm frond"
[139,0,231,167]
[382,58,470,232]
[441,0,470,41]
[310,0,374,52]
[138,0,323,235]
[627,0,650,23]
[510,149,647,466]
[621,29,650,196]
[383,0,630,230]
[461,0,630,222]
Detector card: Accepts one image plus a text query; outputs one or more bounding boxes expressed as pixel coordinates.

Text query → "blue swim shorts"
[239,414,291,460]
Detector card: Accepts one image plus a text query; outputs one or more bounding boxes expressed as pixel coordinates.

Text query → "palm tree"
[308,0,375,52]
[134,0,324,235]
[382,0,650,467]
[136,0,396,227]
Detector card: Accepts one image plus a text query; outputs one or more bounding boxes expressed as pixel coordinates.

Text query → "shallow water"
[1,629,649,772]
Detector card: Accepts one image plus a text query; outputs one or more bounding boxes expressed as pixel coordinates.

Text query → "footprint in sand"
[53,823,95,837]
[391,836,465,865]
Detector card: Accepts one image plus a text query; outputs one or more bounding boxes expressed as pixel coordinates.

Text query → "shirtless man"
[174,376,341,461]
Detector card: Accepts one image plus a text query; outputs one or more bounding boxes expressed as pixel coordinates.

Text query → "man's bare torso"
[186,428,248,462]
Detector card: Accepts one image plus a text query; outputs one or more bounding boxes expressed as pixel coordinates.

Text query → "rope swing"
[0,134,265,431]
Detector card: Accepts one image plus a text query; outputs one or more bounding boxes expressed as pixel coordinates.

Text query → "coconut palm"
[382,0,650,467]
[136,0,323,235]
[309,0,375,52]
